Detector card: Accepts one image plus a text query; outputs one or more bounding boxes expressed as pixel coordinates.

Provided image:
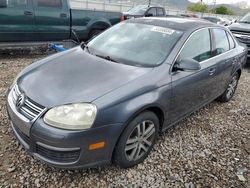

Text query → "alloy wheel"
[226,75,238,99]
[125,120,156,161]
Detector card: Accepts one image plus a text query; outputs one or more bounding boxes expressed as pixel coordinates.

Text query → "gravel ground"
[0,54,249,188]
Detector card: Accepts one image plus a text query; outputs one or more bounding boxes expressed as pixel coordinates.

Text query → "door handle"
[24,11,33,16]
[60,13,67,18]
[209,68,216,76]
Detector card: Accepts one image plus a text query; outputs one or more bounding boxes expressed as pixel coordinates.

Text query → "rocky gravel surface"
[0,54,249,187]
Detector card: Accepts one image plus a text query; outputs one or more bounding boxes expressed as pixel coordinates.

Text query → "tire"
[113,111,159,168]
[89,29,103,39]
[217,72,240,103]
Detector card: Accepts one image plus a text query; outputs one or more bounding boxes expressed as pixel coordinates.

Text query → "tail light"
[120,15,125,22]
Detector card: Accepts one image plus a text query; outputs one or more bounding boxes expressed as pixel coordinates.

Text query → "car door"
[0,0,36,42]
[33,0,70,41]
[210,28,238,96]
[169,28,219,124]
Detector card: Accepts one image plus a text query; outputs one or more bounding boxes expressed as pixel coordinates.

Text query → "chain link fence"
[70,0,241,20]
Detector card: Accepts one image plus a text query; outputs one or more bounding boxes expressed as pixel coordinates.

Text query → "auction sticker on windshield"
[151,26,175,35]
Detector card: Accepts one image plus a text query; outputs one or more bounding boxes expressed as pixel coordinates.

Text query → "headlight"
[44,103,97,130]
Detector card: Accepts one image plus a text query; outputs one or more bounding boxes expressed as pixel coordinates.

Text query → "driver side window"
[0,0,27,8]
[179,29,212,63]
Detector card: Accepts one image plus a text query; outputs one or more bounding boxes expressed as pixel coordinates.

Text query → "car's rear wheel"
[217,72,240,103]
[114,111,159,168]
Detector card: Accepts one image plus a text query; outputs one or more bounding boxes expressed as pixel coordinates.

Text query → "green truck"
[0,0,122,46]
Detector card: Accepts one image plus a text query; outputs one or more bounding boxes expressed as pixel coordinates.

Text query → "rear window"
[212,28,230,56]
[37,0,62,8]
[157,8,164,16]
[0,0,27,8]
[227,32,235,50]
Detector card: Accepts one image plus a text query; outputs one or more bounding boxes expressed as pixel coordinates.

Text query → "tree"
[188,3,208,13]
[211,6,234,15]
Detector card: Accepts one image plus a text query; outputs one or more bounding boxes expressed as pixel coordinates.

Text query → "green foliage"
[188,3,208,13]
[188,3,235,15]
[210,6,234,15]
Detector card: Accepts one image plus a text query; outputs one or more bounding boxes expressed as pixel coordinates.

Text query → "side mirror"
[174,59,201,72]
[0,0,7,8]
[145,13,153,17]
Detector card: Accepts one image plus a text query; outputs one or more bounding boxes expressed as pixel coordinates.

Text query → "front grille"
[231,31,250,45]
[12,85,45,121]
[231,30,250,35]
[36,144,80,163]
[236,37,250,44]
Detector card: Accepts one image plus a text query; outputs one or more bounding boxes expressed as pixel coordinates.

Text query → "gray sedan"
[7,17,247,169]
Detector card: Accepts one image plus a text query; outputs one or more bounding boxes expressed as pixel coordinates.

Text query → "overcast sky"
[189,0,250,5]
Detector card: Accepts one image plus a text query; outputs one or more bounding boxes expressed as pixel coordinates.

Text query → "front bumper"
[7,92,123,169]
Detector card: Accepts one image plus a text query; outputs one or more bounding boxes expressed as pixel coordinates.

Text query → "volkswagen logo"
[16,93,25,110]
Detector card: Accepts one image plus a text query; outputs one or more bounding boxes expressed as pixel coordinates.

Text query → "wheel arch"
[88,20,111,35]
[124,105,165,133]
[111,104,165,161]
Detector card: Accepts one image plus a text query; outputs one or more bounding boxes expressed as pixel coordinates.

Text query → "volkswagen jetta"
[7,17,247,169]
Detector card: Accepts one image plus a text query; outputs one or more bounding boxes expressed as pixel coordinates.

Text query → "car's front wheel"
[114,111,159,168]
[217,72,240,103]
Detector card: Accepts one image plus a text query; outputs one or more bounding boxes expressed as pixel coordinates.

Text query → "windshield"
[126,5,148,15]
[240,13,250,23]
[87,22,183,67]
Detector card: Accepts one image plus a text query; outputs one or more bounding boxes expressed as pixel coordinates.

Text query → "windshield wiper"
[95,54,119,63]
[80,42,91,54]
[80,43,119,63]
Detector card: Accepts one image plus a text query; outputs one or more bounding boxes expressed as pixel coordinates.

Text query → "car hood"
[18,47,152,108]
[229,22,250,33]
[122,12,143,17]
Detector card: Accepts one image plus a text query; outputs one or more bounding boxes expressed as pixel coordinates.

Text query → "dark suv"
[229,13,250,59]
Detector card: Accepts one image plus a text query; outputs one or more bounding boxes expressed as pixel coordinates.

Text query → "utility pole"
[200,0,204,17]
[213,0,216,14]
[148,0,151,7]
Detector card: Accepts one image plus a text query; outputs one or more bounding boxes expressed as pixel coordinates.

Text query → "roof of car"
[127,17,218,32]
